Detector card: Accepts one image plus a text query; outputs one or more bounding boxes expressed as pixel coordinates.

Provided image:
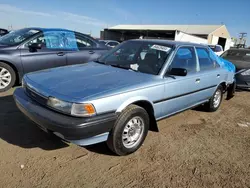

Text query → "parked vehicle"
[0,27,108,92]
[0,28,8,37]
[221,48,250,89]
[208,44,224,56]
[99,40,120,48]
[14,40,235,156]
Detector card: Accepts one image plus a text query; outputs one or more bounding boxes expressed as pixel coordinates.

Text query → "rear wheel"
[107,105,149,156]
[0,62,16,92]
[205,86,223,112]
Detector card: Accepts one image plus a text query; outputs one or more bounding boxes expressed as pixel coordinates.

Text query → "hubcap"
[0,67,11,89]
[213,90,221,108]
[122,116,145,148]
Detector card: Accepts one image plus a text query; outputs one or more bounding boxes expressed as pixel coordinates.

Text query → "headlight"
[241,69,250,76]
[47,97,96,117]
[47,97,72,114]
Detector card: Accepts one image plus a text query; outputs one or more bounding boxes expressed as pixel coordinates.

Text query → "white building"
[101,25,231,51]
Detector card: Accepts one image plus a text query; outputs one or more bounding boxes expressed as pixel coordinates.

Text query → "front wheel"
[107,105,149,156]
[205,86,223,112]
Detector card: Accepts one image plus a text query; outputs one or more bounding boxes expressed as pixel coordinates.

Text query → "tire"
[107,104,149,156]
[205,85,223,112]
[0,62,16,92]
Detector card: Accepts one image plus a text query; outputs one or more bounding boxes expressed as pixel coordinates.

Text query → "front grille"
[25,85,48,106]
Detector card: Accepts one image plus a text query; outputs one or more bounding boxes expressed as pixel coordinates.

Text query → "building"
[101,24,231,50]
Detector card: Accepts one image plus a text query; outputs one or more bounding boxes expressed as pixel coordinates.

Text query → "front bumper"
[13,88,117,144]
[235,71,250,89]
[236,79,250,89]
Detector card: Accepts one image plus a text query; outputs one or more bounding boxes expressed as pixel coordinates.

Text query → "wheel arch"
[0,60,20,85]
[116,97,158,132]
[219,81,227,92]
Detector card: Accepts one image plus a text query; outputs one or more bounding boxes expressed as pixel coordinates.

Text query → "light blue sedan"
[13,40,235,156]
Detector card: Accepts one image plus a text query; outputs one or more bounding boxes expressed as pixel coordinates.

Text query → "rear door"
[20,31,68,73]
[194,47,221,100]
[66,33,107,65]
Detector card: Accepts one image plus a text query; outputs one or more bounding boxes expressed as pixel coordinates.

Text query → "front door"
[20,31,67,74]
[159,46,201,117]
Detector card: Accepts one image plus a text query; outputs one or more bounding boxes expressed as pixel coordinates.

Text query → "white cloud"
[0,4,108,28]
[0,3,53,17]
[112,7,133,21]
[58,12,108,27]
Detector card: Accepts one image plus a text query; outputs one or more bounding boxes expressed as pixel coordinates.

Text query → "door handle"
[89,50,95,54]
[195,78,200,83]
[57,52,65,56]
[217,74,220,78]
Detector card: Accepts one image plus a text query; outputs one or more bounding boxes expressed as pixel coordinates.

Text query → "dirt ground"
[0,88,250,188]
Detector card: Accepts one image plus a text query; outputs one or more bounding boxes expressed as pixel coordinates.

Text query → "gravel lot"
[0,88,250,188]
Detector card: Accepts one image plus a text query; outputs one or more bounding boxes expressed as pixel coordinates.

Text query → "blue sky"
[0,0,249,43]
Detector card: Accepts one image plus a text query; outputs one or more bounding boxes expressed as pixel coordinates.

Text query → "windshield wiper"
[109,64,138,72]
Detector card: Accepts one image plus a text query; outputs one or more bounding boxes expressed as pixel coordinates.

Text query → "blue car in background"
[14,40,235,156]
[0,28,108,92]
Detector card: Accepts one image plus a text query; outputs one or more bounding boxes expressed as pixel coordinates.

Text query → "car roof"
[18,27,94,39]
[129,39,208,48]
[20,27,74,33]
[100,40,119,42]
[0,28,8,32]
[228,48,250,52]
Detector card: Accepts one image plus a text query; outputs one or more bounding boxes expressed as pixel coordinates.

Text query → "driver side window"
[170,47,197,73]
[25,34,46,48]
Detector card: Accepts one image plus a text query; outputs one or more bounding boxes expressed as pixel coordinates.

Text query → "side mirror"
[168,68,187,76]
[29,43,42,50]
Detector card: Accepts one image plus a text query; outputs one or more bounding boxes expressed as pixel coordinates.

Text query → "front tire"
[205,86,223,112]
[107,105,149,156]
[0,62,16,92]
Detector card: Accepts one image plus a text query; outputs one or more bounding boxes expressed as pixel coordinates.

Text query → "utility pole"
[237,32,247,48]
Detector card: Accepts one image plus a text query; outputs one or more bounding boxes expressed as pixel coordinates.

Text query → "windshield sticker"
[246,53,250,56]
[130,64,139,71]
[29,30,40,34]
[150,45,171,52]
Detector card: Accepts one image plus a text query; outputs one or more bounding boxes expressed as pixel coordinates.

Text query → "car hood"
[25,62,157,101]
[225,59,250,70]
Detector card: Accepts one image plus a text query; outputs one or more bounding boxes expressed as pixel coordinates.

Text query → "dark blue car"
[0,28,108,92]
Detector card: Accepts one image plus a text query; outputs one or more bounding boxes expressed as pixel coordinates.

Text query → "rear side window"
[108,42,119,46]
[170,47,197,73]
[74,34,95,48]
[196,48,217,71]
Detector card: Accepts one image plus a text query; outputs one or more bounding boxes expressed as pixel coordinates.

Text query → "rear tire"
[205,85,223,112]
[0,62,16,92]
[107,105,149,156]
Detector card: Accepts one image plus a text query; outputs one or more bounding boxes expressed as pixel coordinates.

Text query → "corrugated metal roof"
[107,25,223,35]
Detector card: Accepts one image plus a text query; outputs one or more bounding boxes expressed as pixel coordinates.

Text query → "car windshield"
[221,50,250,62]
[97,41,173,75]
[0,28,40,45]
